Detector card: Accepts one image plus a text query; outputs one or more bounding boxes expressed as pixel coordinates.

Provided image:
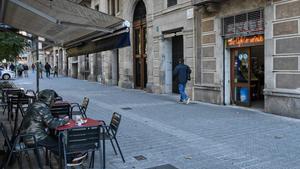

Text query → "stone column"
[95,52,103,83]
[103,51,112,85]
[111,50,118,85]
[88,53,97,81]
[68,57,72,77]
[53,49,58,67]
[58,49,63,74]
[78,55,85,80]
[62,49,68,76]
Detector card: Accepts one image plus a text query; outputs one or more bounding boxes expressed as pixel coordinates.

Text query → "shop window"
[167,0,177,7]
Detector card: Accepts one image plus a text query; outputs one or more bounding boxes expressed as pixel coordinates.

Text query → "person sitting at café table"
[20,89,87,166]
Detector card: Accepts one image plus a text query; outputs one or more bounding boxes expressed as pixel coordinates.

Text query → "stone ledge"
[264,89,300,99]
[265,94,300,119]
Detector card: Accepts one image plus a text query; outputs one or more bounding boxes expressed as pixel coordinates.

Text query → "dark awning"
[66,28,130,57]
[0,0,130,48]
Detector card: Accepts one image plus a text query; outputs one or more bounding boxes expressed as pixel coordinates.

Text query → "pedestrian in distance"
[17,64,24,77]
[53,65,58,78]
[9,63,15,72]
[173,58,192,104]
[23,64,29,78]
[4,63,7,70]
[44,62,51,78]
[31,63,35,73]
[39,62,43,79]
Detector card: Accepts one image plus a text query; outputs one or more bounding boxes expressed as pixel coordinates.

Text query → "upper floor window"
[167,0,177,7]
[116,0,120,13]
[107,0,116,16]
[94,4,99,11]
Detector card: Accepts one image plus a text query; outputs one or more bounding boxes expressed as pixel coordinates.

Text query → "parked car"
[0,68,15,80]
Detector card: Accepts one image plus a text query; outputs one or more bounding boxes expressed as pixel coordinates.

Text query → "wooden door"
[231,48,251,106]
[133,19,147,89]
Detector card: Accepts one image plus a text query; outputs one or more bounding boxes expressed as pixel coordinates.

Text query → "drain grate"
[134,155,147,161]
[146,164,179,169]
[121,107,132,110]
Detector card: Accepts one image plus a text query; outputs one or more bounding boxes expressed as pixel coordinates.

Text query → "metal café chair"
[100,112,125,163]
[0,122,43,169]
[5,89,24,122]
[50,101,71,118]
[70,97,89,118]
[0,89,9,116]
[51,126,103,169]
[9,92,31,136]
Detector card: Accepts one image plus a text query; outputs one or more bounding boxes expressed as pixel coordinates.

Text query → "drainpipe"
[222,39,225,105]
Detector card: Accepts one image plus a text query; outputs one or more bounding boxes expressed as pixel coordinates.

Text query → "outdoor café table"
[55,118,106,169]
[50,100,71,118]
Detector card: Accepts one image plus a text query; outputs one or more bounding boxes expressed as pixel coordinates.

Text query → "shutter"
[222,9,264,38]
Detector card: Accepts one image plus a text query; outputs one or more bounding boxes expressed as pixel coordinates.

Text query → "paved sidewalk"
[8,75,300,169]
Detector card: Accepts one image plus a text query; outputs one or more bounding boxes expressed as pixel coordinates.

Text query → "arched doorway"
[133,1,147,89]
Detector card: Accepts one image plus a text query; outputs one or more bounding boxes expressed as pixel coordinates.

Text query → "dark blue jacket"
[173,63,191,84]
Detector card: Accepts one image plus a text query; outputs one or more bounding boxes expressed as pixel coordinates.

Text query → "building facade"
[45,0,300,118]
[193,0,300,118]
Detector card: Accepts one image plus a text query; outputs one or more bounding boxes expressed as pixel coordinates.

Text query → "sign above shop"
[226,35,264,48]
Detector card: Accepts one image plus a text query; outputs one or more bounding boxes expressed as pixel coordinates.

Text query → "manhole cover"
[121,107,132,110]
[146,164,179,169]
[134,155,147,161]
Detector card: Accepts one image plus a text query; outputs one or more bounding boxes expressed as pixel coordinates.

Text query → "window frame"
[167,0,177,7]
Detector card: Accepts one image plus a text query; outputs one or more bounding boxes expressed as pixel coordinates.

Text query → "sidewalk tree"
[0,32,30,62]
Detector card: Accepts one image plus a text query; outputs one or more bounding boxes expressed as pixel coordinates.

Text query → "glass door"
[231,48,251,106]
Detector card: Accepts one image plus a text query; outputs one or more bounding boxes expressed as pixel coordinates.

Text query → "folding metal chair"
[101,112,125,163]
[51,126,103,169]
[0,122,43,169]
[70,97,89,118]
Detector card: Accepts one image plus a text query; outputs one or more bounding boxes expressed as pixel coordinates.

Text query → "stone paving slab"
[2,75,300,169]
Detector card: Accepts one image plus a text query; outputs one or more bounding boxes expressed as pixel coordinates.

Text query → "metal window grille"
[222,9,264,38]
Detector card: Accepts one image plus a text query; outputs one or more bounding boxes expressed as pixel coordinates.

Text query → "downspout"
[222,38,225,105]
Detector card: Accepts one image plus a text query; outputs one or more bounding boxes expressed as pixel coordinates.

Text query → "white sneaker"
[67,153,87,167]
[186,98,190,104]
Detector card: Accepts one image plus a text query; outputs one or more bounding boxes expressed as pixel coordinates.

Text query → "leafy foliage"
[0,32,30,61]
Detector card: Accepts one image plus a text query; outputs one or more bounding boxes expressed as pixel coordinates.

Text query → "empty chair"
[5,89,23,121]
[101,112,125,163]
[52,126,103,169]
[0,89,9,116]
[70,97,89,118]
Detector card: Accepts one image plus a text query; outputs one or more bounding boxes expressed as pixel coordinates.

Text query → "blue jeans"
[178,83,188,101]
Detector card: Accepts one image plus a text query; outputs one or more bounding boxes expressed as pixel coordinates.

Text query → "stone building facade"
[193,0,300,118]
[86,0,195,97]
[44,0,300,118]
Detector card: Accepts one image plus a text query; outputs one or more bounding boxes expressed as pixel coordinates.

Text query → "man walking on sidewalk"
[44,62,51,78]
[173,58,191,104]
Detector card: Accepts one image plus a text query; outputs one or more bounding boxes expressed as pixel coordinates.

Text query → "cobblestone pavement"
[5,74,300,169]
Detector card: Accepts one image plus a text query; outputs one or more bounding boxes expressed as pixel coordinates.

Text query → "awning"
[0,0,130,48]
[66,28,130,57]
